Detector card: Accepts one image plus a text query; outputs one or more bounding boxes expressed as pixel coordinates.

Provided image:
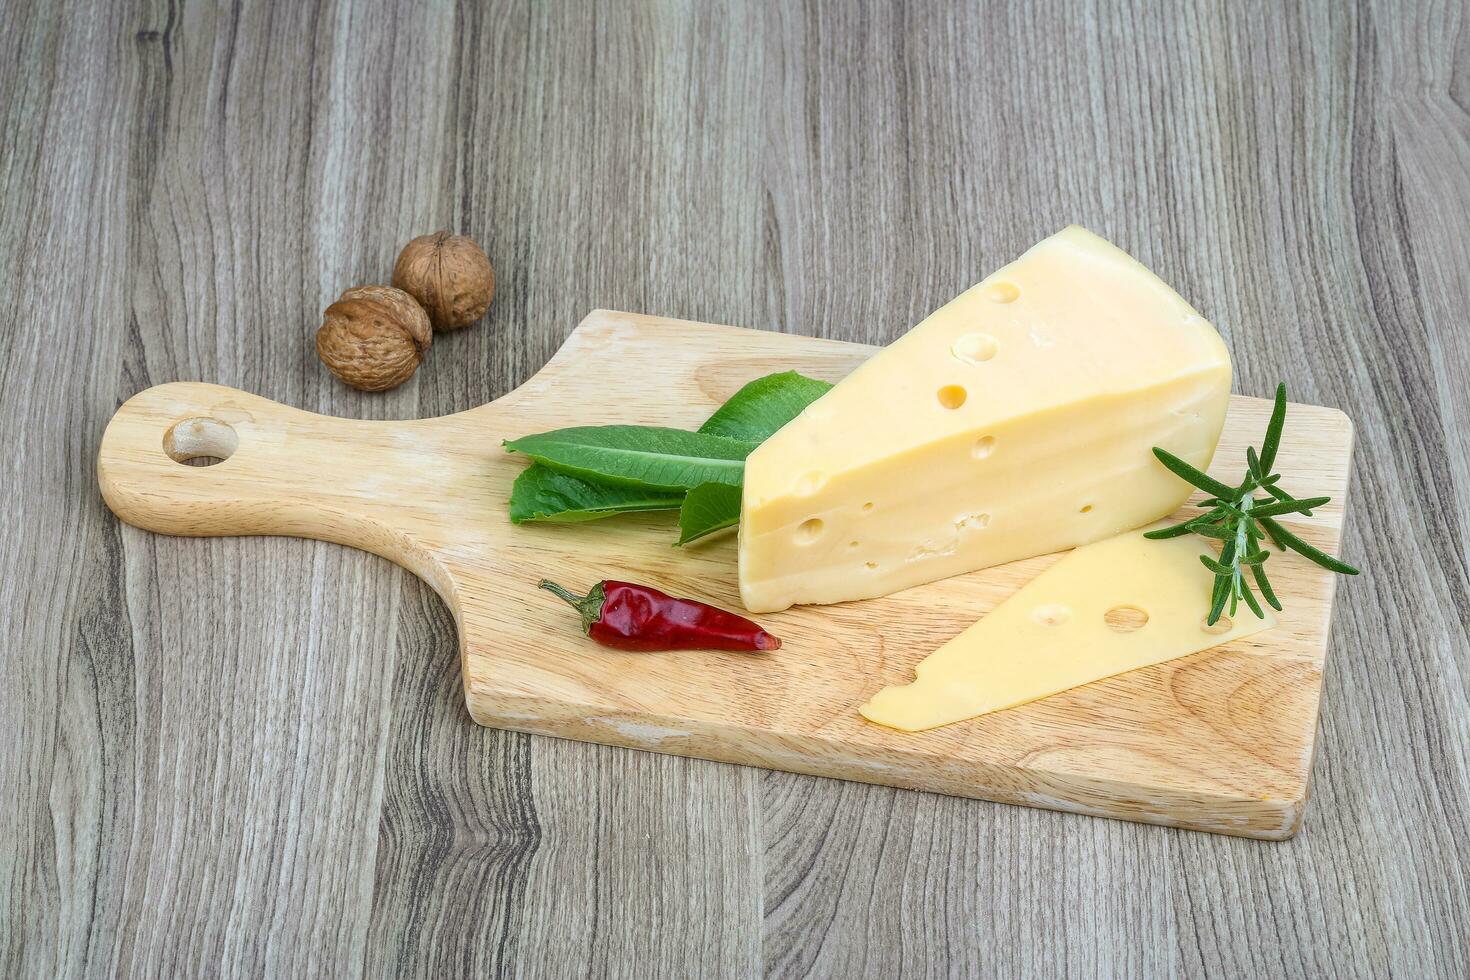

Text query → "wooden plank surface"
[2,0,1466,975]
[96,315,1352,839]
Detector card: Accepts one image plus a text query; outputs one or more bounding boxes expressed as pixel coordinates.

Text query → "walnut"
[392,230,495,330]
[315,285,432,391]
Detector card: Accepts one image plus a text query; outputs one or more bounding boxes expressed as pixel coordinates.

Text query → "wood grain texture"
[2,0,1467,976]
[98,311,1355,839]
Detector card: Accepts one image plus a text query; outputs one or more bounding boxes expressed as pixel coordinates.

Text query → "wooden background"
[2,0,1466,976]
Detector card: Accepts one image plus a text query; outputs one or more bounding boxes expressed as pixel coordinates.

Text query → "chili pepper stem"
[538,579,607,635]
[538,579,587,607]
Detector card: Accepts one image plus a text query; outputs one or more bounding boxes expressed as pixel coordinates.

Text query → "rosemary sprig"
[1145,383,1359,624]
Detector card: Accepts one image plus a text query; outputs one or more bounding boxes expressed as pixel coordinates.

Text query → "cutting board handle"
[97,382,465,565]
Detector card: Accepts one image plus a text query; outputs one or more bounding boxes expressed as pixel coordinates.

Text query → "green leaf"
[1189,523,1233,541]
[1151,447,1237,499]
[1207,573,1231,625]
[1217,537,1238,577]
[1144,522,1198,539]
[502,370,829,525]
[1246,445,1265,481]
[1250,495,1331,519]
[508,464,684,524]
[1200,555,1232,575]
[1243,450,1282,489]
[1252,561,1283,611]
[1258,382,1287,473]
[698,371,833,442]
[504,425,757,491]
[1222,536,1242,617]
[676,482,744,545]
[1260,481,1315,518]
[1257,516,1360,575]
[1147,506,1227,539]
[1216,500,1248,519]
[1239,574,1266,618]
[1256,514,1289,550]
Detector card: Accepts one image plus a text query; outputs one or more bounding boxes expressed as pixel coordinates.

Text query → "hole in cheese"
[972,435,996,459]
[1104,605,1149,632]
[796,518,824,543]
[861,501,875,512]
[1201,614,1233,635]
[1032,604,1070,626]
[863,561,878,570]
[1080,503,1094,513]
[986,281,1020,303]
[937,385,967,410]
[951,333,999,364]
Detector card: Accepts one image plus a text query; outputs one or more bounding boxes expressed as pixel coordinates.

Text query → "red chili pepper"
[538,579,781,653]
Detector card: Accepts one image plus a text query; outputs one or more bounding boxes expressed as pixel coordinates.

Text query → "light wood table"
[3,2,1466,976]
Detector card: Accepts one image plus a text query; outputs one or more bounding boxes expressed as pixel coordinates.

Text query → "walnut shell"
[392,230,495,330]
[315,285,432,391]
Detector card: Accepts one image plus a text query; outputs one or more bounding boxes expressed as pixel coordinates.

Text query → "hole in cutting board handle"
[163,417,239,467]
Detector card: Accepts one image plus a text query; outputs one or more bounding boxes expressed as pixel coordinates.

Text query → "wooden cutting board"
[98,310,1355,839]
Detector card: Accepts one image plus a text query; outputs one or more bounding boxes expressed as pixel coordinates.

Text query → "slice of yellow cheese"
[738,225,1232,613]
[859,529,1276,732]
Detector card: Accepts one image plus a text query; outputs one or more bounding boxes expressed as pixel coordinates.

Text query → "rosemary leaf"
[1257,516,1360,575]
[1261,481,1315,518]
[1258,382,1288,473]
[1257,515,1289,550]
[1238,574,1266,618]
[1152,447,1237,499]
[1252,562,1283,611]
[1144,522,1199,540]
[1207,573,1231,625]
[1200,555,1232,575]
[1216,500,1247,519]
[1250,495,1331,519]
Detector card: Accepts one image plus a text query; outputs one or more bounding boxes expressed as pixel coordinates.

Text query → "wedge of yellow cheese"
[738,225,1232,612]
[859,529,1276,732]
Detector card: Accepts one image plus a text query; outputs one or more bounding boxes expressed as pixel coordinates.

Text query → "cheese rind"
[859,529,1276,732]
[738,226,1232,612]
